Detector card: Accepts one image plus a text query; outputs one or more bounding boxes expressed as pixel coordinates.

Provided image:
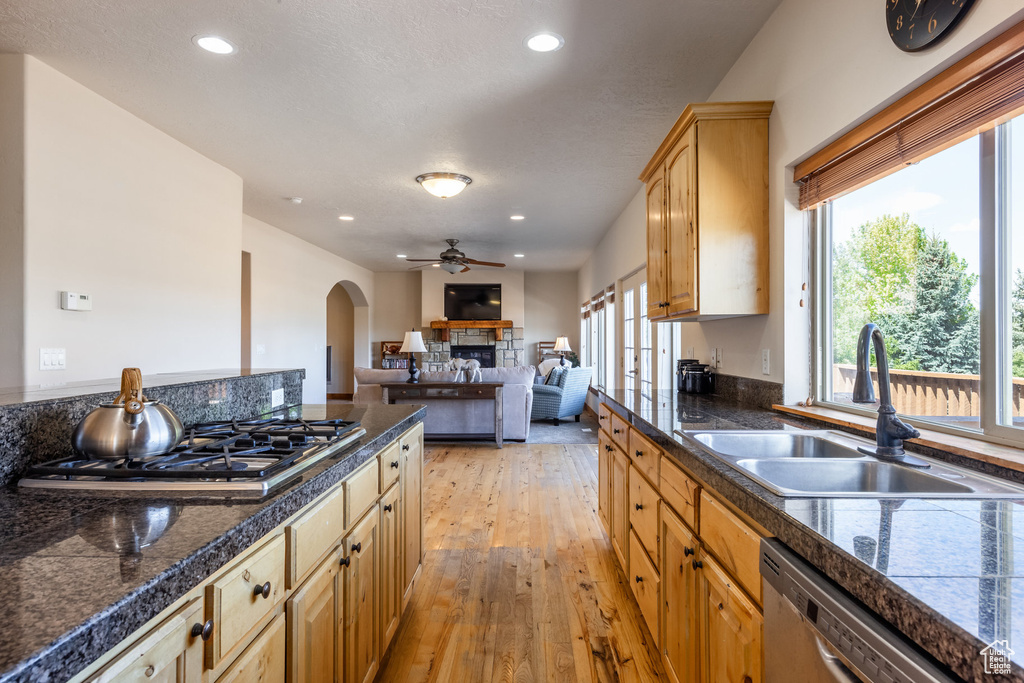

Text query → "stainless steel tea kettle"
[72,368,184,459]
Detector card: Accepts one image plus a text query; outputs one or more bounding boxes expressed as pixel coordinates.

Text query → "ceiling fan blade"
[463,259,506,268]
[461,265,471,273]
[408,263,439,270]
[405,258,442,262]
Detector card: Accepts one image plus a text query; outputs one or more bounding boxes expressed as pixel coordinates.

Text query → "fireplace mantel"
[430,320,515,342]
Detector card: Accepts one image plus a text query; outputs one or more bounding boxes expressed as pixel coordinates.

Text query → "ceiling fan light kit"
[406,238,507,273]
[415,172,472,198]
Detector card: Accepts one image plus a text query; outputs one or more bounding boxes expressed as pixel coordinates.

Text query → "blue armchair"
[531,366,592,425]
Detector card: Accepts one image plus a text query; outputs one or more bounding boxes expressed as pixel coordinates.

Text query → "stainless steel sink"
[680,429,1024,498]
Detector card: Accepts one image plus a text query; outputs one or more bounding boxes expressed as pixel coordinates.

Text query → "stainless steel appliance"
[19,417,366,496]
[760,538,957,683]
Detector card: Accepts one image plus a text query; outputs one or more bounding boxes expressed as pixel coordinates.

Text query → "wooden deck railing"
[833,365,1024,417]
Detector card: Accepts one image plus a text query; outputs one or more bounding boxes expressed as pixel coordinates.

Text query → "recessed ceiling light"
[193,35,236,55]
[285,197,303,204]
[432,263,440,268]
[514,254,525,258]
[396,254,407,258]
[510,215,525,221]
[338,215,354,221]
[525,32,564,52]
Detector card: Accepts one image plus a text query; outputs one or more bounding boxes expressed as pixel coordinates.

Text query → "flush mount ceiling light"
[525,32,564,52]
[285,196,303,204]
[193,35,236,55]
[338,215,354,221]
[415,173,472,199]
[510,215,525,221]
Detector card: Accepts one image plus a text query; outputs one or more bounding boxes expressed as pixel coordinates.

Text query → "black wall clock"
[886,0,976,52]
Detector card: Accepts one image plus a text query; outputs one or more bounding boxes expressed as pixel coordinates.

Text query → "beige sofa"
[353,366,536,441]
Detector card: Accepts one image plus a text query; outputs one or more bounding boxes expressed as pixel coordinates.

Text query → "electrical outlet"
[256,344,266,356]
[762,349,771,375]
[271,388,284,407]
[39,348,66,371]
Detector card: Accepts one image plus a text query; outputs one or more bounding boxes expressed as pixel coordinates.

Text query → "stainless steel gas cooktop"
[19,417,366,495]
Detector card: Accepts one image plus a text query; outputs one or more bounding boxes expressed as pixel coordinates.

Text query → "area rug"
[527,410,600,444]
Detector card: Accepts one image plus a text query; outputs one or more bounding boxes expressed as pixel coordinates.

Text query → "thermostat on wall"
[60,291,92,311]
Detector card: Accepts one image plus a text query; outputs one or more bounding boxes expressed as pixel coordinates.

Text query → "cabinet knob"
[599,415,607,420]
[191,619,214,641]
[144,665,155,678]
[253,582,272,599]
[352,542,362,553]
[635,575,643,583]
[635,449,643,457]
[684,546,694,557]
[635,503,643,511]
[391,460,400,468]
[340,556,351,567]
[613,428,621,434]
[692,559,703,570]
[604,445,612,452]
[718,602,725,611]
[402,444,410,451]
[384,503,393,512]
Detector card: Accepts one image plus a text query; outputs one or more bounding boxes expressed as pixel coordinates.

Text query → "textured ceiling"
[0,0,780,272]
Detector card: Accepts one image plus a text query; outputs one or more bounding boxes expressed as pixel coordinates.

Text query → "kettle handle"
[116,368,147,415]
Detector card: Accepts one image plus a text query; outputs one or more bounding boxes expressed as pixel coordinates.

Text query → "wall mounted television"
[444,284,501,321]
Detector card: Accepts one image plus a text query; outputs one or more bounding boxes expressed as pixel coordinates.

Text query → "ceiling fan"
[406,239,506,273]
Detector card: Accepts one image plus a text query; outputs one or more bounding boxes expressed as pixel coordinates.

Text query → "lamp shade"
[553,336,572,353]
[399,330,427,354]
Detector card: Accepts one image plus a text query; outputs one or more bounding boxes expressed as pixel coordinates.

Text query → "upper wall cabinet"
[640,102,773,321]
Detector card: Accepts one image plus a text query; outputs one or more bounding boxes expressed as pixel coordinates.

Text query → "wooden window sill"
[773,404,1024,475]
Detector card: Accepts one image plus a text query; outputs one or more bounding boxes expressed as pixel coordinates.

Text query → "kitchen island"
[600,389,1024,683]
[0,401,424,682]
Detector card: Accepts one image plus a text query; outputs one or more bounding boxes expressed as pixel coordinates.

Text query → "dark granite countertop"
[0,402,424,683]
[602,389,1024,683]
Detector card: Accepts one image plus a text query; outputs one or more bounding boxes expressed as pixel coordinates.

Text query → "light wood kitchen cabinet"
[700,491,762,604]
[343,507,380,683]
[401,423,424,610]
[700,554,763,683]
[628,466,660,566]
[88,597,206,683]
[286,554,339,683]
[598,433,613,533]
[629,530,661,648]
[610,445,630,571]
[379,483,402,654]
[217,611,286,683]
[639,102,773,321]
[661,507,700,683]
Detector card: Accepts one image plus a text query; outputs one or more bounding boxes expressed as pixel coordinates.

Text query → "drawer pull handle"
[144,665,155,678]
[384,503,393,512]
[402,444,410,451]
[635,575,643,583]
[352,542,362,553]
[635,449,643,457]
[340,556,351,567]
[253,582,272,599]
[191,619,214,641]
[684,547,694,557]
[391,460,400,468]
[692,559,703,570]
[635,503,642,511]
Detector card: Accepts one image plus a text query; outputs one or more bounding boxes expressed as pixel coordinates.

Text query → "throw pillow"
[557,366,571,388]
[546,366,564,386]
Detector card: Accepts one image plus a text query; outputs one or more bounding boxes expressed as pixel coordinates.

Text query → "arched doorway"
[326,281,369,399]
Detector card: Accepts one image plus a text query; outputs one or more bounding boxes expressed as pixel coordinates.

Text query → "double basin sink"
[679,430,1024,498]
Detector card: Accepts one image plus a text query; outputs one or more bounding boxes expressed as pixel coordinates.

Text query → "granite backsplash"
[0,369,304,486]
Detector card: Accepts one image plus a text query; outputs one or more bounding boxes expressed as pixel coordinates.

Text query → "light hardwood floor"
[378,443,666,683]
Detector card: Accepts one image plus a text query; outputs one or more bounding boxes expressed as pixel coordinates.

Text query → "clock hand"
[911,0,925,20]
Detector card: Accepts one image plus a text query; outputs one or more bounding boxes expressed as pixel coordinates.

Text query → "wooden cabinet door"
[287,554,339,683]
[89,597,205,683]
[344,508,380,683]
[662,508,699,683]
[700,555,763,683]
[401,424,423,610]
[646,171,669,319]
[217,611,286,683]
[598,433,612,533]
[666,127,697,316]
[610,449,630,571]
[379,483,402,654]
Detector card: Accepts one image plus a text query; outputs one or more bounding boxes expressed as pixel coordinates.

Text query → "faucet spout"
[851,323,924,464]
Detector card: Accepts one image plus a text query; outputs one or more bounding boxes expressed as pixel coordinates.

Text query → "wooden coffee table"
[379,382,504,448]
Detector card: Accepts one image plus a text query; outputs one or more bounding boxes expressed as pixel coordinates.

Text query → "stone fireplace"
[424,325,524,371]
[450,345,496,368]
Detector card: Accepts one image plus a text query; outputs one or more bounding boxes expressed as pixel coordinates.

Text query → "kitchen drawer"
[700,491,762,604]
[285,485,346,589]
[216,611,286,683]
[628,428,661,484]
[660,457,699,531]
[387,387,421,399]
[598,403,613,432]
[628,530,661,647]
[628,466,660,565]
[378,440,401,492]
[205,534,286,669]
[345,458,381,528]
[610,412,630,453]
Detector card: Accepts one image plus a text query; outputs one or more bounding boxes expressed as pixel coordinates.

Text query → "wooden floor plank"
[377,443,666,683]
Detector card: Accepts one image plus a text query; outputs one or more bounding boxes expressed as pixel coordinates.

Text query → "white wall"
[243,215,374,403]
[16,55,243,386]
[326,283,355,395]
[372,271,422,364]
[524,271,579,366]
[581,1,1024,403]
[420,269,526,328]
[578,189,647,303]
[0,56,25,388]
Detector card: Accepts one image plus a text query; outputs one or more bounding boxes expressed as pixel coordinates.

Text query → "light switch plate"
[39,348,66,371]
[762,349,771,375]
[271,388,284,407]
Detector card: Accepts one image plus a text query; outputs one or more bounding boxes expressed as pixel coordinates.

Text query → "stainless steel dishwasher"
[760,538,958,683]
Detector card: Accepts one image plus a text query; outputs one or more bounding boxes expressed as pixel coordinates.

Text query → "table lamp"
[399,330,428,383]
[554,336,572,366]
